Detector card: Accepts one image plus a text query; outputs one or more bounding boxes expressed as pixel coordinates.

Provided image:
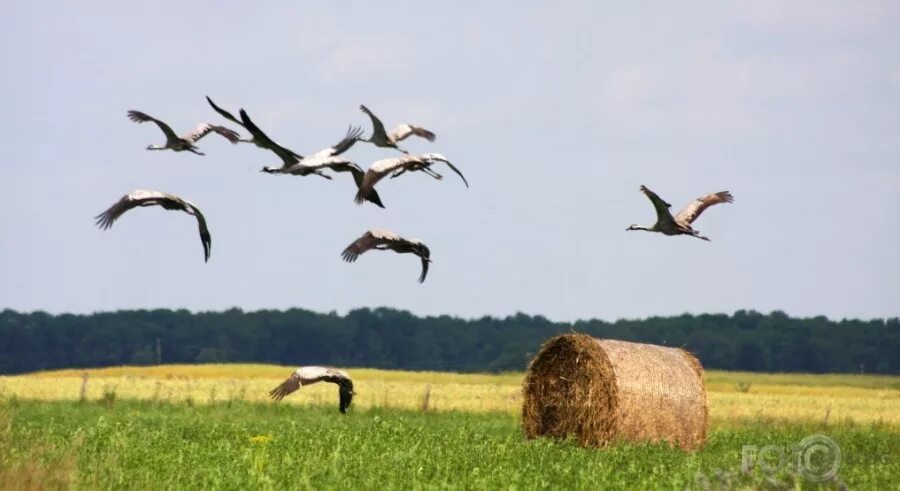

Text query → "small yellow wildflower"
[249,435,272,444]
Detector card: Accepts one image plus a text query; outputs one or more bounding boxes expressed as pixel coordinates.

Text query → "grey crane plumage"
[206,95,272,148]
[238,109,384,207]
[240,109,384,208]
[269,366,354,414]
[359,105,436,154]
[341,229,431,283]
[236,108,315,174]
[354,153,467,205]
[626,185,734,241]
[127,110,239,155]
[281,157,386,209]
[94,190,212,262]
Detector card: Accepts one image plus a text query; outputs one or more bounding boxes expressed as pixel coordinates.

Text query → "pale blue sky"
[1,1,898,320]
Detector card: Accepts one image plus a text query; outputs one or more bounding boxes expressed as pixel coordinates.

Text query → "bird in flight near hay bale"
[358,104,436,154]
[269,366,354,414]
[341,229,432,283]
[126,110,240,155]
[94,190,212,262]
[626,185,734,241]
[354,153,468,205]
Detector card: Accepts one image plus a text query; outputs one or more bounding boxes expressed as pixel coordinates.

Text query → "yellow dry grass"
[2,364,899,428]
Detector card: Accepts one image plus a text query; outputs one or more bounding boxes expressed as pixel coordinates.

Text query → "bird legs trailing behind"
[358,105,436,154]
[391,167,442,180]
[128,110,239,155]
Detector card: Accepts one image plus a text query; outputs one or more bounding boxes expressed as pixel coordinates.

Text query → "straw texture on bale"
[522,334,708,450]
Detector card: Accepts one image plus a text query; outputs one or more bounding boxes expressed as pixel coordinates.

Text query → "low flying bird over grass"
[269,366,354,414]
[238,109,384,207]
[354,153,468,205]
[126,110,239,155]
[627,185,734,241]
[94,190,212,262]
[359,105,436,154]
[342,229,432,283]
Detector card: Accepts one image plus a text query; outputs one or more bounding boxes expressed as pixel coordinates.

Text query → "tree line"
[1,308,897,375]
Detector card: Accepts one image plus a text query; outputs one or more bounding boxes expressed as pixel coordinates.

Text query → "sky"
[1,1,898,321]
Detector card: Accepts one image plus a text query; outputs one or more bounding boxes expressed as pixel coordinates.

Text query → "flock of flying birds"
[92,97,735,413]
[95,97,470,282]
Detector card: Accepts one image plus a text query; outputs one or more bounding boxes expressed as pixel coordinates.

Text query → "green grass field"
[2,365,899,489]
[1,400,897,490]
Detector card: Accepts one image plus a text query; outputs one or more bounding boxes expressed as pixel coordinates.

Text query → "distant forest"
[1,308,898,375]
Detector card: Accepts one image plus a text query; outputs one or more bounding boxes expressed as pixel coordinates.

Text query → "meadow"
[1,365,898,489]
[3,365,899,426]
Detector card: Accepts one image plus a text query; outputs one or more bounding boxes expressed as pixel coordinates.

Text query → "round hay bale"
[522,334,708,451]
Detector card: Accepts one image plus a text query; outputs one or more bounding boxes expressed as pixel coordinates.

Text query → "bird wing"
[390,124,436,143]
[183,123,240,144]
[383,237,431,283]
[416,244,431,283]
[290,159,373,187]
[184,201,212,262]
[337,382,354,414]
[206,96,243,126]
[319,368,354,414]
[345,165,386,209]
[127,110,179,145]
[421,153,468,188]
[347,164,366,185]
[354,157,413,204]
[295,366,333,381]
[268,372,301,402]
[360,105,389,144]
[341,229,400,262]
[292,156,357,173]
[280,156,348,177]
[94,189,180,230]
[310,126,363,158]
[332,160,365,175]
[675,191,734,224]
[239,109,302,165]
[95,190,211,262]
[419,256,430,283]
[639,185,675,223]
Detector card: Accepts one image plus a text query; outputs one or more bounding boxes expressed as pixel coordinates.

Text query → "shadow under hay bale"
[522,334,708,451]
